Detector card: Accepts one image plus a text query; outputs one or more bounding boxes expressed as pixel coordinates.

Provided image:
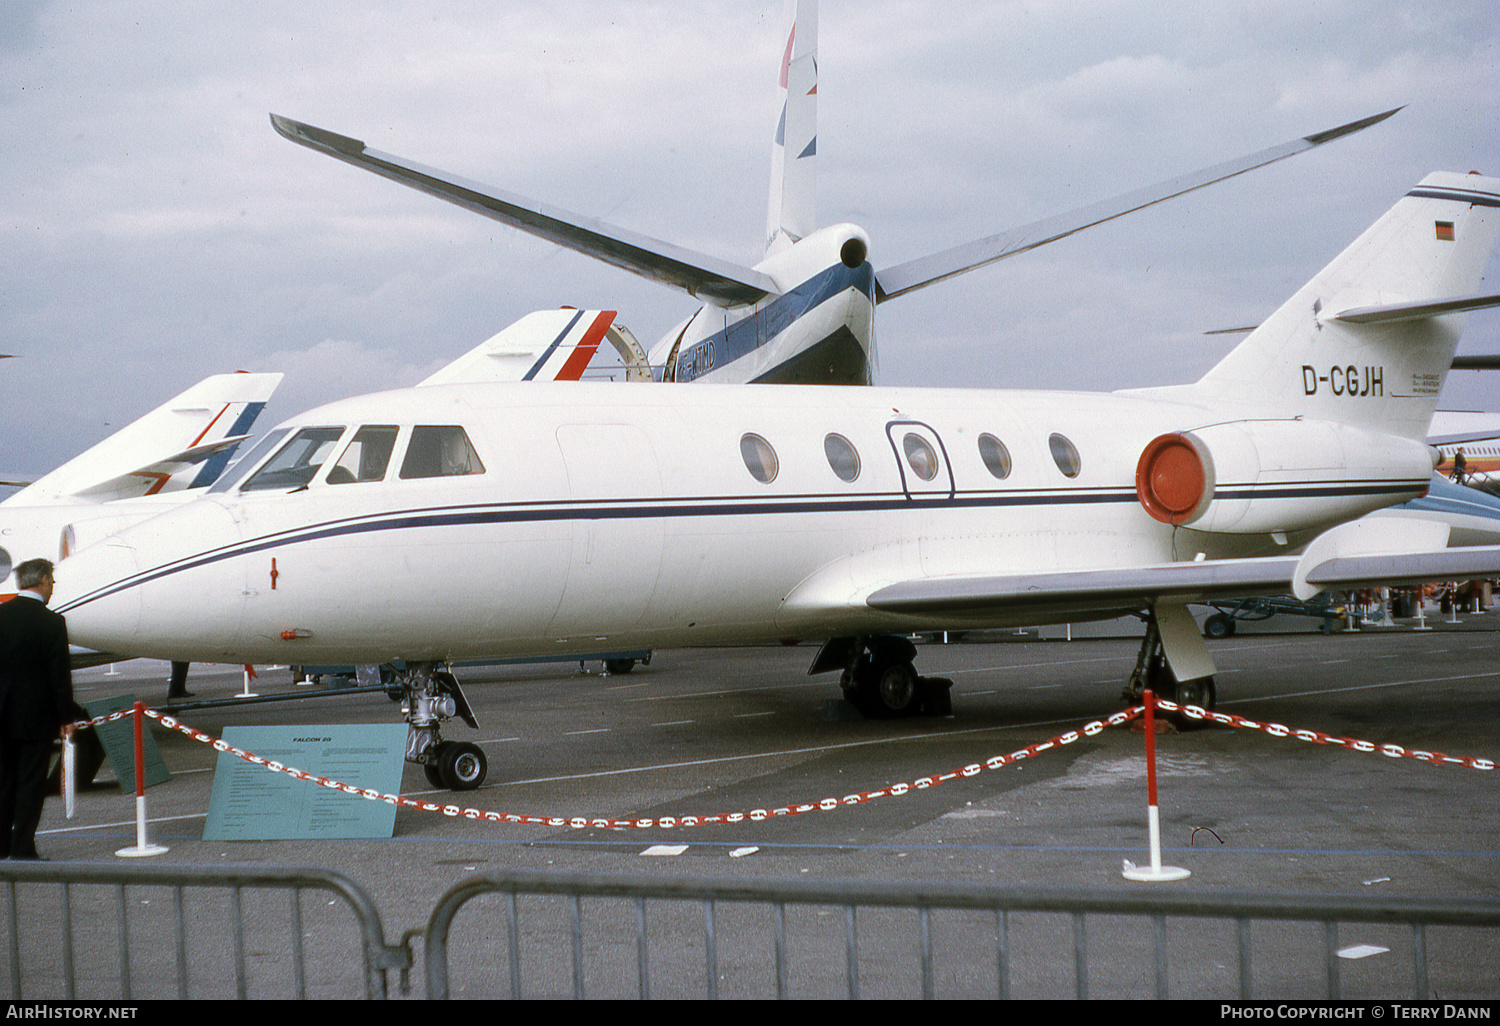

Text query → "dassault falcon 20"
[50,171,1500,790]
[268,0,1403,392]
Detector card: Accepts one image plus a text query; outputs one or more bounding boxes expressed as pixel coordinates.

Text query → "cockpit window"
[399,426,485,479]
[241,427,345,492]
[208,428,290,494]
[327,426,399,485]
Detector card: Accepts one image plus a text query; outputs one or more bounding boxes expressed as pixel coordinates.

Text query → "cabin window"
[740,433,778,484]
[400,426,485,479]
[978,434,1012,479]
[902,433,939,482]
[1048,433,1081,478]
[327,426,399,485]
[241,427,346,492]
[824,433,860,482]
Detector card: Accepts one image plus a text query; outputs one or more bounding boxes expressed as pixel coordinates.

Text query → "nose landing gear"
[396,663,487,790]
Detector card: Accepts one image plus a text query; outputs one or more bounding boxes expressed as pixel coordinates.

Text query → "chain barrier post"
[1123,690,1190,882]
[115,701,169,858]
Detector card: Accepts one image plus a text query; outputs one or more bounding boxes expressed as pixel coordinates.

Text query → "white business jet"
[269,0,1400,391]
[0,371,281,606]
[50,172,1500,789]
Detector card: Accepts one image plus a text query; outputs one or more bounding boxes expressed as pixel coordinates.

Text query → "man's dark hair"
[14,559,54,591]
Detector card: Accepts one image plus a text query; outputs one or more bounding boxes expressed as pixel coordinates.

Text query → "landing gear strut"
[392,663,487,790]
[1121,613,1217,724]
[811,635,952,718]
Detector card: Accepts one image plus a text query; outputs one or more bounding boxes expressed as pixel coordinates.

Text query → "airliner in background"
[269,0,1403,391]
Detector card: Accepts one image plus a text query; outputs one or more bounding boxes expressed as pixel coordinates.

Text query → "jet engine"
[1135,419,1434,535]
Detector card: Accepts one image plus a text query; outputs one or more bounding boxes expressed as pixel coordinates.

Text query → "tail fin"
[1187,172,1499,439]
[765,0,817,256]
[5,372,283,506]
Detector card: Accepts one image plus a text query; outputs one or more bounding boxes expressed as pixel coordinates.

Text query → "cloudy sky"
[2,0,1496,480]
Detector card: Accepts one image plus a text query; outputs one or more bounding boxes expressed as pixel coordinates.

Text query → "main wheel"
[875,661,920,716]
[438,741,488,790]
[604,658,636,675]
[1170,678,1218,717]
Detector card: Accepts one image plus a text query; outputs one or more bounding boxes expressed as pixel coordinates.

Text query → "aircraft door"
[885,420,955,501]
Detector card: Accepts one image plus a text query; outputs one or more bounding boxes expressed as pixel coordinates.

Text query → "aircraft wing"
[862,546,1500,620]
[873,108,1402,302]
[270,114,778,307]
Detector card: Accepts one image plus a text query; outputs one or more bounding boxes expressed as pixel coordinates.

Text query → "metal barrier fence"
[424,870,1500,1000]
[2,861,1495,999]
[0,861,413,1000]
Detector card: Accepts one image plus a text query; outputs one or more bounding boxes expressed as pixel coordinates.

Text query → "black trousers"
[0,740,53,858]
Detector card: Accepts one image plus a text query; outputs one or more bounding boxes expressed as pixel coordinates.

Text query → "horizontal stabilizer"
[270,114,777,307]
[1330,293,1500,324]
[72,435,253,498]
[4,371,282,506]
[874,108,1402,302]
[1450,355,1500,370]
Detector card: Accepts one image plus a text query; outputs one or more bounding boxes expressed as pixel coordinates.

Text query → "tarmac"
[19,603,1500,999]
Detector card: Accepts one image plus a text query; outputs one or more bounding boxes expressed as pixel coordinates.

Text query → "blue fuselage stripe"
[55,476,1427,614]
[675,262,874,381]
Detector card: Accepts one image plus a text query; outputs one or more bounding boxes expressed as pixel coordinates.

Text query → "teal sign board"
[203,724,408,840]
[88,695,170,790]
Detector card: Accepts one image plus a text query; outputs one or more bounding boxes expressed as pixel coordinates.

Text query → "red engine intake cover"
[1136,433,1207,525]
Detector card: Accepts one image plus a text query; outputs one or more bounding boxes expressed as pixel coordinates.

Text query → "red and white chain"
[1157,699,1495,771]
[70,699,1490,830]
[73,707,1140,829]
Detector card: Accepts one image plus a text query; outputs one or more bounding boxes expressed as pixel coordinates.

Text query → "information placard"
[203,724,408,840]
[87,695,170,790]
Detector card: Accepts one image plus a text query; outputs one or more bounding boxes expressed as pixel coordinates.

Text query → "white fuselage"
[52,380,1428,665]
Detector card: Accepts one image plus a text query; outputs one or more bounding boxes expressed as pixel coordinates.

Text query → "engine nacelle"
[1135,420,1434,535]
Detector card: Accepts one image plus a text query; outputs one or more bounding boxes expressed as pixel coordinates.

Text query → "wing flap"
[861,545,1500,621]
[864,557,1300,617]
[270,114,777,306]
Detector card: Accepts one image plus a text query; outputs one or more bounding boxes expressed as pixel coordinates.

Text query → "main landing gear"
[391,663,488,790]
[810,635,953,718]
[1120,611,1217,722]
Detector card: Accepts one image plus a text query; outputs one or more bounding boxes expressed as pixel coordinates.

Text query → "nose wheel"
[421,740,488,791]
[397,663,488,790]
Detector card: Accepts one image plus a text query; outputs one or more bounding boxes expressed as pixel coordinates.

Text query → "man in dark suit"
[0,558,78,860]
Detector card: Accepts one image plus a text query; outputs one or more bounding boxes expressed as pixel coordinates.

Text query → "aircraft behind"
[268,0,1404,390]
[50,171,1500,790]
[0,371,281,595]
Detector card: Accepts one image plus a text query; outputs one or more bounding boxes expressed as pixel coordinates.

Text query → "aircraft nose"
[56,500,243,660]
[53,537,143,653]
